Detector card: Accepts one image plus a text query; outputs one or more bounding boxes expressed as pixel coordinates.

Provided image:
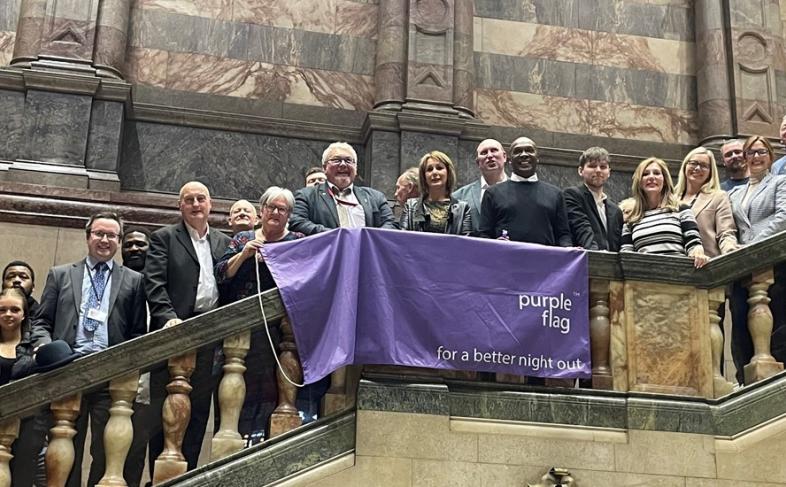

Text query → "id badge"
[87,308,107,322]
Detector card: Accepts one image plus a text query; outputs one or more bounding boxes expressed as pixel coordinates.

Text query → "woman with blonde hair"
[400,150,472,235]
[674,147,738,257]
[620,157,709,268]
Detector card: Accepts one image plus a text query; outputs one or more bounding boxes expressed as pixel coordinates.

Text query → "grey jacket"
[728,173,786,244]
[400,197,473,236]
[452,180,482,234]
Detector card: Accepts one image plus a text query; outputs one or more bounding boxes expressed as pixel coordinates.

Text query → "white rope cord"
[256,251,305,388]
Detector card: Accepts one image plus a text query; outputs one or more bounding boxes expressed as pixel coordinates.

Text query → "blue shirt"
[73,257,114,355]
[720,177,749,192]
[772,155,786,176]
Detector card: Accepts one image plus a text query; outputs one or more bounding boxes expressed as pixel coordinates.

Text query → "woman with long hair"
[620,157,709,268]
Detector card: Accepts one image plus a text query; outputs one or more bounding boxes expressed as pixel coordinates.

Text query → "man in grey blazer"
[32,211,147,487]
[452,138,508,234]
[289,142,397,235]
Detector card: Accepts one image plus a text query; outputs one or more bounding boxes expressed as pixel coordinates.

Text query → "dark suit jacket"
[145,221,231,331]
[452,180,482,234]
[563,185,624,251]
[289,182,397,236]
[31,260,147,348]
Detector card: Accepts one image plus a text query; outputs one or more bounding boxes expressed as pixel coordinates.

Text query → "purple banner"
[263,228,590,384]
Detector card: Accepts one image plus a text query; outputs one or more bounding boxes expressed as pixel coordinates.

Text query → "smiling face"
[745,139,772,177]
[0,292,25,336]
[179,182,212,231]
[227,200,258,234]
[641,162,665,200]
[323,147,357,190]
[509,137,538,178]
[260,195,291,236]
[721,140,745,173]
[579,158,610,191]
[684,152,712,189]
[121,231,150,272]
[87,218,121,263]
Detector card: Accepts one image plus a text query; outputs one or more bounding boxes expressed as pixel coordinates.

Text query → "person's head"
[178,181,212,232]
[227,199,258,234]
[418,151,457,197]
[259,186,295,236]
[395,167,420,204]
[509,137,538,178]
[578,147,610,191]
[2,261,34,297]
[322,142,358,191]
[675,147,720,196]
[720,139,746,176]
[85,212,123,263]
[121,227,151,272]
[475,139,507,182]
[0,287,28,338]
[743,135,775,177]
[305,167,327,187]
[780,116,786,146]
[629,157,679,223]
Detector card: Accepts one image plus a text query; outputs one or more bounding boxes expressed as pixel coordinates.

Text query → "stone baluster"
[708,288,734,397]
[0,418,20,487]
[211,331,251,460]
[269,317,303,438]
[46,393,82,487]
[322,366,348,415]
[152,352,196,485]
[96,371,139,487]
[590,279,612,389]
[744,269,784,384]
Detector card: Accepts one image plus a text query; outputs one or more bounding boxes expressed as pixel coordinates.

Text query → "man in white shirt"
[452,138,508,234]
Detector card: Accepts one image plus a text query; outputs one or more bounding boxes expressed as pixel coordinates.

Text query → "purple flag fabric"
[263,228,590,384]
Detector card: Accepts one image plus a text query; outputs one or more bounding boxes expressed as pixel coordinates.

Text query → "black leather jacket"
[400,197,473,236]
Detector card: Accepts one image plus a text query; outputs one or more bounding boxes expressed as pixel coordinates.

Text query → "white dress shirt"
[185,222,219,312]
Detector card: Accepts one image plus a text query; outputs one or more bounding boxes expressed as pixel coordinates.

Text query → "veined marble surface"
[0,31,14,66]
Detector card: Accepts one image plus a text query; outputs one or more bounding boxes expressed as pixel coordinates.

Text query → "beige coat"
[691,191,738,257]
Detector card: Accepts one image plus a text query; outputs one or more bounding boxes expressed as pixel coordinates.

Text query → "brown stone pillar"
[93,0,133,79]
[10,0,46,68]
[374,0,408,110]
[405,0,455,113]
[695,0,734,143]
[452,0,474,117]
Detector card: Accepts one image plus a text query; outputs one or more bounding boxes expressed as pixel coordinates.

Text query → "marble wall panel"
[475,0,692,40]
[120,121,338,198]
[86,100,125,172]
[401,132,459,170]
[335,2,378,39]
[0,89,24,161]
[476,18,695,76]
[365,130,400,195]
[124,47,169,87]
[135,0,232,20]
[22,91,92,166]
[588,100,697,145]
[0,0,21,32]
[233,0,336,35]
[0,31,14,66]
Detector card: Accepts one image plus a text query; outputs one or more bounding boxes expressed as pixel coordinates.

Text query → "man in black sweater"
[479,137,572,247]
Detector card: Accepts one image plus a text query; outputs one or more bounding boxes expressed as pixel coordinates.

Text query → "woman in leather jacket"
[400,150,472,235]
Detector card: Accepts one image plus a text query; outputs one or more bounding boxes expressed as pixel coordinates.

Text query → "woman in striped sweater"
[620,157,709,268]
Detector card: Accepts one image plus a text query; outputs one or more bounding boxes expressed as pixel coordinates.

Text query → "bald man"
[144,181,231,475]
[479,137,572,246]
[227,199,258,234]
[452,138,508,234]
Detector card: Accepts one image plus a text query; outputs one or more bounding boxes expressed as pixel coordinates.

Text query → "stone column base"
[268,412,302,438]
[744,357,784,385]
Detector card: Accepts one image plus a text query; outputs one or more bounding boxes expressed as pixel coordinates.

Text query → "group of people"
[1,127,786,486]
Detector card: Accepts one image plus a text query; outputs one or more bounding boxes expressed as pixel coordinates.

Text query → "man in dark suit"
[479,137,572,247]
[452,138,508,234]
[31,212,147,487]
[289,142,397,235]
[144,181,230,475]
[563,147,624,251]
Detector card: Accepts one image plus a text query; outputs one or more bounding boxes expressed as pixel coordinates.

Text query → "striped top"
[620,206,703,256]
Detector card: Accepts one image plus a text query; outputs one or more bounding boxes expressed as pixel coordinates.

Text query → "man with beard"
[563,147,623,251]
[479,137,572,247]
[227,199,258,235]
[289,142,396,234]
[720,139,749,191]
[453,138,508,234]
[2,261,39,316]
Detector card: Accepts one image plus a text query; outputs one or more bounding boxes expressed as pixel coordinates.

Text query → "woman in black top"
[400,150,472,235]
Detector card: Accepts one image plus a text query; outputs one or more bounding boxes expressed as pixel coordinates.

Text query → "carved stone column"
[46,393,82,487]
[708,287,734,397]
[590,279,612,390]
[211,331,251,461]
[452,0,474,117]
[744,269,785,384]
[96,371,139,487]
[93,0,134,79]
[374,0,407,110]
[153,352,196,485]
[269,317,303,438]
[0,418,20,487]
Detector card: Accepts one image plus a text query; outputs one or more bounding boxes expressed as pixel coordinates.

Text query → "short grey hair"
[259,186,295,211]
[321,142,357,165]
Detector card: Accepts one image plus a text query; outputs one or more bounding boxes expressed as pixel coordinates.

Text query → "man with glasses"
[720,139,749,191]
[31,211,147,487]
[290,141,396,234]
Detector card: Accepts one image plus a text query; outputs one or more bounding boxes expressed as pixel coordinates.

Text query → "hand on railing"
[164,318,183,329]
[689,248,709,269]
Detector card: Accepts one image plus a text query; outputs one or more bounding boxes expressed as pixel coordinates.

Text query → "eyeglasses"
[264,205,290,214]
[326,157,356,166]
[745,149,769,157]
[90,231,120,241]
[686,161,710,171]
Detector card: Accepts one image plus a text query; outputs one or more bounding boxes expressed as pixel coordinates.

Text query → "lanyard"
[88,264,112,305]
[326,185,359,207]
